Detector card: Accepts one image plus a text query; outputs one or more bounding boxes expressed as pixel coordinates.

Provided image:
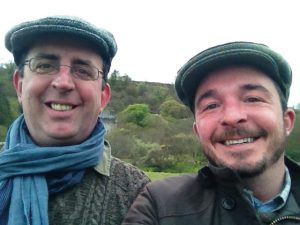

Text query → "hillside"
[0,63,299,172]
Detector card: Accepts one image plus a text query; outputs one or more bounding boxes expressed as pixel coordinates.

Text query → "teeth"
[224,138,254,146]
[50,103,73,111]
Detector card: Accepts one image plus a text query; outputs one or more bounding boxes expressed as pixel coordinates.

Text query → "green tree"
[0,83,13,126]
[0,125,7,142]
[159,99,191,120]
[108,70,119,88]
[0,62,21,141]
[106,128,135,159]
[144,86,169,113]
[118,104,151,127]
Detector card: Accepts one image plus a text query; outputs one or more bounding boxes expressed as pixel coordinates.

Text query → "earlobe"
[284,108,296,136]
[99,83,111,113]
[13,70,23,103]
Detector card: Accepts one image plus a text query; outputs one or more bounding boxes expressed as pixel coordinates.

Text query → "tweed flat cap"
[5,16,117,67]
[175,41,292,111]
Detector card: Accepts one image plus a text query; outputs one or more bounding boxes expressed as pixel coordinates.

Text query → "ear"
[192,121,199,136]
[283,108,296,136]
[99,83,111,113]
[13,70,23,103]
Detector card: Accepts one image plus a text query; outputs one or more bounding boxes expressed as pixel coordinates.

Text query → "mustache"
[212,126,267,142]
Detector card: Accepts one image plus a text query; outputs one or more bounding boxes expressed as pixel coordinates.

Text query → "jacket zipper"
[269,215,300,225]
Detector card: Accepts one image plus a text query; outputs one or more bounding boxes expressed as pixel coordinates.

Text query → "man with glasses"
[1,16,149,225]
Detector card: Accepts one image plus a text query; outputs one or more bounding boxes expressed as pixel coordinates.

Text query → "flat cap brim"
[175,41,292,111]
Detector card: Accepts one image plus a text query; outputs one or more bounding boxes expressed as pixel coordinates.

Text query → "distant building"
[100,110,116,132]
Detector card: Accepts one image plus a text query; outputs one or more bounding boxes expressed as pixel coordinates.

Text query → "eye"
[245,96,262,103]
[73,65,94,79]
[202,103,219,111]
[32,59,56,73]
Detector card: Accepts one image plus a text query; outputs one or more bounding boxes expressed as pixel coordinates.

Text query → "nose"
[220,101,247,127]
[51,66,75,91]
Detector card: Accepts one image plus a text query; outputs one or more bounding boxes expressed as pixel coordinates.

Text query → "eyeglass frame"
[23,57,104,81]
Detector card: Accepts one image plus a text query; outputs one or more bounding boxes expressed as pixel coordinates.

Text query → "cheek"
[22,77,48,94]
[19,81,34,102]
[253,109,282,132]
[81,85,102,107]
[194,120,214,142]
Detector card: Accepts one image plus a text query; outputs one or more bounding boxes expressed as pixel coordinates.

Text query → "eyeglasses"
[24,58,103,81]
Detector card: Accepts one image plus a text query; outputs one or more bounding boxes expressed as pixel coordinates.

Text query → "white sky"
[0,0,299,106]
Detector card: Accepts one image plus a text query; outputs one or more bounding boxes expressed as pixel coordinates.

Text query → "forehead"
[195,66,278,96]
[27,34,103,63]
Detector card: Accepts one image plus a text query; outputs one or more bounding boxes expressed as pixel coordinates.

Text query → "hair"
[271,79,288,112]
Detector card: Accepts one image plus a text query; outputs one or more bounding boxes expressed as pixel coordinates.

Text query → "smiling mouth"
[48,103,74,111]
[222,137,257,146]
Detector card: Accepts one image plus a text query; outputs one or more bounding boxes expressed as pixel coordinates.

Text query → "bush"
[118,104,151,127]
[0,125,7,142]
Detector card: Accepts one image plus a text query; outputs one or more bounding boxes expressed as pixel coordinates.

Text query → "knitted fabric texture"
[48,157,150,225]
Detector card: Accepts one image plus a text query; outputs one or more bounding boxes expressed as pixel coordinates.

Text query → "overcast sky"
[1,0,299,106]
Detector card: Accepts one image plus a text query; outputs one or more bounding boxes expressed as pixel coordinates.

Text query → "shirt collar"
[93,140,112,176]
[243,167,291,212]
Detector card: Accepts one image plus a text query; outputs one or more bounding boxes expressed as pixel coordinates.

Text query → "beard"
[232,140,285,178]
[203,125,287,178]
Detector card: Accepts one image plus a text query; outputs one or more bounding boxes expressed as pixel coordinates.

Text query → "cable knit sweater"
[48,157,150,225]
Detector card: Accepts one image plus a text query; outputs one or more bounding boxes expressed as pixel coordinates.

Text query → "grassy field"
[145,172,183,181]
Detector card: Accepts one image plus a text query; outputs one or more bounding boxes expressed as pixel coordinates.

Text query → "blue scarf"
[0,115,106,225]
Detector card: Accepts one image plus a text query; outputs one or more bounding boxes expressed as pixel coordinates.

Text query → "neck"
[243,155,285,202]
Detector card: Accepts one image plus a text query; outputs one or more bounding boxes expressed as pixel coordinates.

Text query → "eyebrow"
[241,83,271,96]
[195,83,272,106]
[195,89,217,107]
[31,54,95,67]
[72,58,93,66]
[33,53,59,60]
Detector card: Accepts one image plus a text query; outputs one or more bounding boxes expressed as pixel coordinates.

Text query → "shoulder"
[285,156,300,172]
[146,170,216,203]
[286,156,300,188]
[146,173,200,195]
[110,156,150,188]
[111,157,149,178]
[145,173,206,206]
[133,173,214,217]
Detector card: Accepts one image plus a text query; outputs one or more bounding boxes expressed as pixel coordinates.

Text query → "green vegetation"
[145,172,183,181]
[286,110,300,159]
[0,63,299,173]
[0,62,20,141]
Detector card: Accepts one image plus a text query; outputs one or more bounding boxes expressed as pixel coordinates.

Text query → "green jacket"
[123,157,300,225]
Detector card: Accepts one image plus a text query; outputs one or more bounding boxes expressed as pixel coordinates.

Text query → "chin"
[231,160,267,178]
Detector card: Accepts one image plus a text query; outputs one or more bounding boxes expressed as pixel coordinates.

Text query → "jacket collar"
[199,156,300,189]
